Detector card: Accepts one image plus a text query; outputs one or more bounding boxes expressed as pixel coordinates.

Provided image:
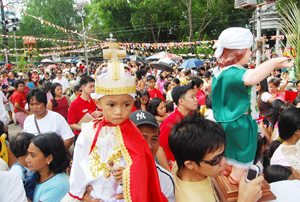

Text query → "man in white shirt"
[52,70,70,94]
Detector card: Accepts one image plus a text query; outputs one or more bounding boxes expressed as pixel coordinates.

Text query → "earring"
[189,166,193,170]
[47,162,50,165]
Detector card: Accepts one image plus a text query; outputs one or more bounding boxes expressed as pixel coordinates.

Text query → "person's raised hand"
[237,174,264,202]
[83,185,102,202]
[274,57,294,70]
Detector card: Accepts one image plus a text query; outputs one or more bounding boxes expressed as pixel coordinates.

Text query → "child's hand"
[91,111,103,118]
[112,166,125,183]
[275,57,294,69]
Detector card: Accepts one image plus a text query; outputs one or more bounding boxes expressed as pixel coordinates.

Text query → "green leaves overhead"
[278,1,300,79]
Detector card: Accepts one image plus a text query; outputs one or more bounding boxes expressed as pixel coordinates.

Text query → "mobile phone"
[246,165,260,183]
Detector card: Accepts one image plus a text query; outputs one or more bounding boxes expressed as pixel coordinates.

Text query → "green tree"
[87,0,134,42]
[17,0,82,52]
[129,0,183,43]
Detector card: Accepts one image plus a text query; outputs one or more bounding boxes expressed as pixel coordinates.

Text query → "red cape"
[88,118,167,202]
[119,119,167,202]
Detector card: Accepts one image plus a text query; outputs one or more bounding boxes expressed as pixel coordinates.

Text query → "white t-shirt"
[268,180,300,202]
[156,164,175,202]
[23,110,74,140]
[0,158,8,171]
[261,92,273,103]
[0,91,7,125]
[270,144,291,167]
[0,171,27,202]
[53,77,70,92]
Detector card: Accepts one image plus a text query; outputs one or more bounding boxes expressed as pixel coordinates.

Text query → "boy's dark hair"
[146,75,156,82]
[205,94,212,109]
[10,132,35,158]
[14,79,25,89]
[263,165,292,184]
[165,101,174,113]
[27,87,47,107]
[169,112,226,170]
[50,75,55,80]
[204,71,211,78]
[74,84,81,92]
[185,69,191,76]
[44,82,52,92]
[163,82,170,91]
[172,78,180,85]
[79,76,95,87]
[38,79,44,85]
[192,77,204,88]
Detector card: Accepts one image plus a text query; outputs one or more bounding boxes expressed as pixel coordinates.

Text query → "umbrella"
[145,51,168,61]
[46,64,58,69]
[63,59,77,63]
[129,55,143,62]
[41,59,53,63]
[150,61,173,72]
[179,58,204,69]
[159,57,174,65]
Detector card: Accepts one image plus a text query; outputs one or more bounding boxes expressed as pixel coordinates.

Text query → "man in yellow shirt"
[169,112,264,202]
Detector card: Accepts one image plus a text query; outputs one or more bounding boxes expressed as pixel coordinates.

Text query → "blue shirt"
[33,172,69,202]
[25,82,35,88]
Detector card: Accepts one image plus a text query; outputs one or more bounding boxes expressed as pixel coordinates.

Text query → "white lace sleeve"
[242,69,254,85]
[242,69,259,120]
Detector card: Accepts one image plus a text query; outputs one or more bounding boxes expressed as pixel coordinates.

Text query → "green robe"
[211,66,257,168]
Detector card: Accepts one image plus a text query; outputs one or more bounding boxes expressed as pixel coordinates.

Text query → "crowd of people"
[0,27,299,202]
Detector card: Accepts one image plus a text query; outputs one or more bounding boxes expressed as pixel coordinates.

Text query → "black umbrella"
[150,61,174,72]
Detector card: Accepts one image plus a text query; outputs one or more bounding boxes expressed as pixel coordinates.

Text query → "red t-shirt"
[23,86,29,99]
[285,91,298,103]
[159,108,184,161]
[6,63,11,70]
[79,65,85,71]
[11,91,26,113]
[68,95,98,135]
[147,88,164,101]
[196,90,206,106]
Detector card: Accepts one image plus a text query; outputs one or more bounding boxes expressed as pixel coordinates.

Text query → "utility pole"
[0,0,9,61]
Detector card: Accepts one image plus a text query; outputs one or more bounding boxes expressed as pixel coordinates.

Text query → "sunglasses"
[200,152,224,166]
[56,72,62,74]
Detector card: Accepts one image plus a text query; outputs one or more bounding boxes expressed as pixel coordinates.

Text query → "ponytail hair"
[50,83,62,108]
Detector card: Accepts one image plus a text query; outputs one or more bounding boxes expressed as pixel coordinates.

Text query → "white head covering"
[213,27,253,58]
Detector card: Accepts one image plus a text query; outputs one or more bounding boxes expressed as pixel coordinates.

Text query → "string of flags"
[0,34,80,43]
[20,11,101,42]
[0,45,102,57]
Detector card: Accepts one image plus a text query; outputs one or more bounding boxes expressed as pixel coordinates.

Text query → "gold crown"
[94,43,136,96]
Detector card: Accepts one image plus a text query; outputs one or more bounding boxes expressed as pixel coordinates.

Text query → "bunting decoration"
[0,34,79,43]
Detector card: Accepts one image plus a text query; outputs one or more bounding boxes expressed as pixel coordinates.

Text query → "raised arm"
[244,57,293,86]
